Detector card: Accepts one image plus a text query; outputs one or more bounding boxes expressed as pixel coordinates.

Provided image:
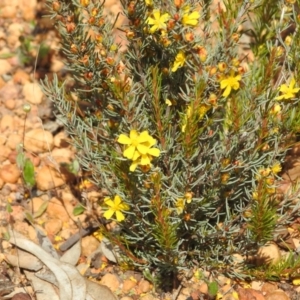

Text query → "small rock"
[0,6,17,18]
[20,0,37,20]
[81,236,100,257]
[45,219,63,236]
[0,164,21,183]
[27,197,45,214]
[265,290,289,300]
[0,178,4,189]
[0,81,19,102]
[13,68,30,84]
[137,279,152,294]
[24,128,54,153]
[6,133,22,150]
[4,99,16,110]
[0,134,7,145]
[10,205,25,222]
[256,243,281,266]
[36,165,65,190]
[100,273,121,292]
[47,197,69,222]
[198,282,208,294]
[51,148,74,164]
[237,288,265,300]
[261,282,278,294]
[0,145,11,162]
[0,59,13,75]
[0,115,14,132]
[22,82,44,105]
[54,131,70,148]
[122,279,137,293]
[7,23,24,47]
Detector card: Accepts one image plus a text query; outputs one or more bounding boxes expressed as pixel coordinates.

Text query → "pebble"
[0,6,17,19]
[0,59,13,76]
[137,279,152,294]
[237,288,265,300]
[22,82,44,105]
[256,243,281,266]
[24,128,54,153]
[122,279,137,293]
[53,131,70,148]
[0,145,11,162]
[27,197,45,214]
[261,282,278,294]
[44,218,63,236]
[7,23,24,47]
[81,236,100,257]
[265,290,289,300]
[0,164,21,183]
[13,68,30,84]
[0,115,15,132]
[4,99,16,110]
[0,134,7,145]
[46,197,70,222]
[6,133,22,150]
[51,148,74,164]
[35,165,65,190]
[100,273,121,292]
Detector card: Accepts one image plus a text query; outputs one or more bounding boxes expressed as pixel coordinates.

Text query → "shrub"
[42,0,300,281]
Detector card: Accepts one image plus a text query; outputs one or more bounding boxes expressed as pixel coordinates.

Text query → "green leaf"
[0,53,15,59]
[16,152,25,169]
[6,203,13,213]
[73,204,85,216]
[23,159,36,187]
[33,201,49,219]
[24,211,34,225]
[208,281,218,297]
[68,159,80,175]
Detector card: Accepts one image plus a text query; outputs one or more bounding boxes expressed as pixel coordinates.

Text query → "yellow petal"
[114,195,122,205]
[104,199,115,207]
[130,160,139,172]
[293,278,300,285]
[137,143,149,155]
[123,145,136,159]
[116,211,125,222]
[147,148,160,157]
[132,150,141,161]
[129,130,138,139]
[223,85,231,97]
[103,209,114,220]
[118,134,131,144]
[220,79,228,89]
[140,154,151,165]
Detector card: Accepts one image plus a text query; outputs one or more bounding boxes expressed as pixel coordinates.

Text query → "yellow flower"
[118,130,160,171]
[171,51,186,72]
[147,9,170,33]
[275,77,300,100]
[220,71,241,97]
[182,10,200,26]
[93,229,104,241]
[165,99,172,106]
[271,162,282,174]
[118,130,159,160]
[181,105,192,133]
[175,198,185,214]
[103,195,129,222]
[145,0,153,6]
